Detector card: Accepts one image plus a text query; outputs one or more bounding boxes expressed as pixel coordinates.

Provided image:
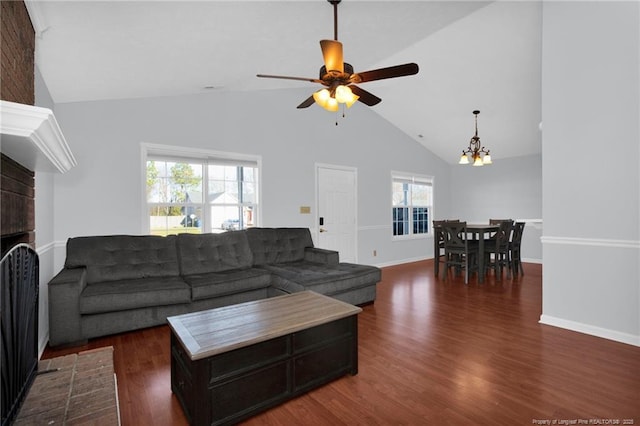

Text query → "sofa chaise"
[48,227,381,346]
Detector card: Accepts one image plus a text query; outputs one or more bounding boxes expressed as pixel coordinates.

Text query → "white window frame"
[141,143,262,234]
[391,171,434,240]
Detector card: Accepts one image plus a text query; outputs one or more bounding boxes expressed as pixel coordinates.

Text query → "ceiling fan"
[256,0,419,112]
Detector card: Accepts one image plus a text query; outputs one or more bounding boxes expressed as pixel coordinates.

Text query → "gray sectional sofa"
[48,227,381,346]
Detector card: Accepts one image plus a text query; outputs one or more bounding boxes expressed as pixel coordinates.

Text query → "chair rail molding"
[541,235,640,250]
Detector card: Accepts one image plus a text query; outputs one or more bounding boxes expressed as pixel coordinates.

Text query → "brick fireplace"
[1,1,36,256]
[0,3,69,424]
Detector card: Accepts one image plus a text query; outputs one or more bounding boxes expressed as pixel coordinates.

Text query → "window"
[144,145,259,236]
[147,159,204,235]
[392,173,433,238]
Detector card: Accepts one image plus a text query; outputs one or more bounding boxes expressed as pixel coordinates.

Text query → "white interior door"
[317,165,357,263]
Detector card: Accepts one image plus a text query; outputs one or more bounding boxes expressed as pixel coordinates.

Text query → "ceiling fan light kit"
[256,0,419,115]
[459,110,492,166]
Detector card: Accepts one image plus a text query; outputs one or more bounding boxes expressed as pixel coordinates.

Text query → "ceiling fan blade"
[256,74,324,84]
[297,95,315,109]
[320,39,344,73]
[350,85,381,106]
[350,63,419,84]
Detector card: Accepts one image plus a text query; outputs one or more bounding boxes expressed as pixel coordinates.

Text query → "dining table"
[465,224,499,283]
[434,222,499,283]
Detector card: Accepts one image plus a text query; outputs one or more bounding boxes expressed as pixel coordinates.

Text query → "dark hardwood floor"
[43,261,640,425]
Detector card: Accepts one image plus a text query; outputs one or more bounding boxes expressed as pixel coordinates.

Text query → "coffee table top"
[167,291,362,360]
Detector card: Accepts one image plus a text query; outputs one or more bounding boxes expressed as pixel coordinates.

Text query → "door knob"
[319,228,327,233]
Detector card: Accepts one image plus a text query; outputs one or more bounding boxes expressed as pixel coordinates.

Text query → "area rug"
[14,346,120,425]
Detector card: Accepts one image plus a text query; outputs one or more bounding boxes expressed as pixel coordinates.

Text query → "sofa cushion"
[80,276,191,314]
[65,235,179,284]
[182,268,272,301]
[262,261,382,296]
[176,232,253,275]
[245,228,314,266]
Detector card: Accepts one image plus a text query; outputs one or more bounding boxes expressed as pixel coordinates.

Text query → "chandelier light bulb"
[313,89,331,104]
[334,85,355,104]
[324,96,339,112]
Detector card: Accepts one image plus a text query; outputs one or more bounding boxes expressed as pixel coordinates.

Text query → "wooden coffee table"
[167,291,362,426]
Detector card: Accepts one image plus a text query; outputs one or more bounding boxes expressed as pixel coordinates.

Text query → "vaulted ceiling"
[30,0,542,164]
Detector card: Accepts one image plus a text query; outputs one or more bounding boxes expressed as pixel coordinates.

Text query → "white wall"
[51,87,452,269]
[451,153,543,262]
[540,1,640,346]
[34,66,56,355]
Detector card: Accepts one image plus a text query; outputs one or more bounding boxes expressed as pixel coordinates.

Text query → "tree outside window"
[147,160,203,235]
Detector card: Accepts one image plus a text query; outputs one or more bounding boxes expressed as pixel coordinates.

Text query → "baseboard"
[38,332,49,359]
[376,256,542,268]
[539,314,640,347]
[373,256,431,268]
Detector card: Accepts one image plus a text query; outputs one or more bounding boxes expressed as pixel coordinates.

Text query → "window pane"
[209,179,225,196]
[147,160,203,203]
[223,165,237,180]
[413,207,429,234]
[149,206,202,236]
[169,162,203,203]
[212,206,241,231]
[225,180,239,198]
[392,182,411,206]
[411,184,431,207]
[243,206,257,229]
[242,182,256,204]
[243,167,256,183]
[392,207,409,236]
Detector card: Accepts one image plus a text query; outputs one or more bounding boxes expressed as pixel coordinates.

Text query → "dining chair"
[433,219,460,277]
[484,220,513,280]
[441,221,478,284]
[432,219,460,277]
[488,219,513,239]
[509,222,526,277]
[432,220,447,277]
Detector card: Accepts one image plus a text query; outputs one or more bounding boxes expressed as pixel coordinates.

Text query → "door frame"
[315,163,358,262]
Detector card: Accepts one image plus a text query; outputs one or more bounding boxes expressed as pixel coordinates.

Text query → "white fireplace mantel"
[0,100,76,173]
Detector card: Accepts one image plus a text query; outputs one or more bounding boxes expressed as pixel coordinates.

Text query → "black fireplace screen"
[1,243,39,426]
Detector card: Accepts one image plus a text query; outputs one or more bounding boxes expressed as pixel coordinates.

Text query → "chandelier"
[459,110,492,166]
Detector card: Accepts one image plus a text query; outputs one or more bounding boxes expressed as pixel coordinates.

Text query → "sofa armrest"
[304,247,339,265]
[48,267,87,346]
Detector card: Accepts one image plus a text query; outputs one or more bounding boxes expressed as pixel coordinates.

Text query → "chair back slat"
[442,221,468,251]
[511,222,525,244]
[495,221,513,249]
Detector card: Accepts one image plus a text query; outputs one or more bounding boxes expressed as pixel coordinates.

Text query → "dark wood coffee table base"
[169,292,360,426]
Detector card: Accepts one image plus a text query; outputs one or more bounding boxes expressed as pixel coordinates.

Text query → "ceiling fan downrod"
[329,0,341,41]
